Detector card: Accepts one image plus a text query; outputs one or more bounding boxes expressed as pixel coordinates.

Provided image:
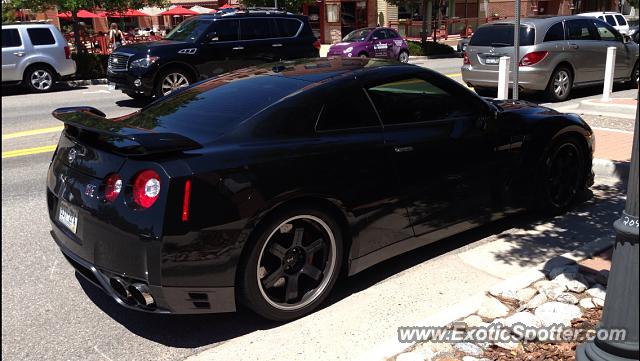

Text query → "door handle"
[271,43,283,47]
[569,43,579,49]
[232,46,244,50]
[13,51,25,57]
[394,146,414,153]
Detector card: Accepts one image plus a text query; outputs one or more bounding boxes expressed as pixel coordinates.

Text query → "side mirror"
[623,35,631,44]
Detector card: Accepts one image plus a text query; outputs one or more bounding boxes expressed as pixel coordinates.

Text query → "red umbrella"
[100,9,149,17]
[210,9,218,13]
[218,3,236,9]
[158,6,199,16]
[58,10,103,19]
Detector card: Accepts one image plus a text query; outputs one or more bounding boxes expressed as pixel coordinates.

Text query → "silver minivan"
[2,22,76,92]
[461,16,639,101]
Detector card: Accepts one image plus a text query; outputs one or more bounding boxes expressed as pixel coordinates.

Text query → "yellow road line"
[446,73,462,78]
[2,126,63,140]
[2,145,57,159]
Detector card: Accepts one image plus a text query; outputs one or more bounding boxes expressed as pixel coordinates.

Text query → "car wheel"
[545,66,573,102]
[630,61,639,88]
[474,87,496,98]
[358,52,368,58]
[535,137,586,214]
[238,207,343,321]
[155,68,192,97]
[24,66,55,93]
[398,50,409,63]
[124,91,152,101]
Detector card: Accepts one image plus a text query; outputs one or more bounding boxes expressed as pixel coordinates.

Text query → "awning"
[58,10,103,19]
[218,3,236,9]
[158,6,199,16]
[100,9,150,17]
[190,5,214,13]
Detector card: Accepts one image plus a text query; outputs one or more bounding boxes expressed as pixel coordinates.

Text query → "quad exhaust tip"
[128,283,155,307]
[109,277,131,300]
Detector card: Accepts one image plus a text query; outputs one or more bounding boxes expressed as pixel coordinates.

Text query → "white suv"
[578,12,630,35]
[2,22,76,92]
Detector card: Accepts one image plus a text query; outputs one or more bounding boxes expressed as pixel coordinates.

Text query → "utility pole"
[512,0,520,99]
[576,105,639,361]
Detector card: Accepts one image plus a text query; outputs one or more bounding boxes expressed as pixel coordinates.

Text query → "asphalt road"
[1,58,635,361]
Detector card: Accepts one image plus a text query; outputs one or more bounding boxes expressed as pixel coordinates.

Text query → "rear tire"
[24,65,55,93]
[358,52,368,58]
[154,68,193,98]
[545,66,573,102]
[238,207,343,321]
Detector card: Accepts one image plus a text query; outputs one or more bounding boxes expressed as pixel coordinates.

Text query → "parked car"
[578,11,630,35]
[457,37,470,54]
[107,10,320,99]
[49,57,594,321]
[327,27,410,63]
[2,22,76,92]
[628,19,639,43]
[462,16,639,101]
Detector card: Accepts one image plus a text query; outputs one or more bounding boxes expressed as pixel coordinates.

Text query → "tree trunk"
[421,0,428,46]
[72,11,84,54]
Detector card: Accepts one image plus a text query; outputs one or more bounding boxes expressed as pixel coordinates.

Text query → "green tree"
[6,0,168,52]
[239,0,312,13]
[385,0,443,45]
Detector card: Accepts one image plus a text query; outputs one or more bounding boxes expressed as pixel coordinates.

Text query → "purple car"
[328,27,410,63]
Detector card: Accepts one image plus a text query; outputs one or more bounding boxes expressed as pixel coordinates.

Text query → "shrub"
[407,40,455,56]
[71,52,109,79]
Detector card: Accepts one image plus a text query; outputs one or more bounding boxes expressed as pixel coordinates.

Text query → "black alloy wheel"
[538,138,586,213]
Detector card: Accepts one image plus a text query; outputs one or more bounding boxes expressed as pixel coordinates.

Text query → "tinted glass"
[343,28,372,42]
[209,20,239,42]
[255,98,322,137]
[316,87,380,131]
[240,18,276,40]
[385,29,401,38]
[165,18,211,42]
[566,19,598,40]
[119,75,309,144]
[615,15,627,26]
[276,18,301,37]
[367,78,460,125]
[593,20,618,41]
[2,29,22,47]
[605,15,617,26]
[371,30,387,40]
[544,22,565,42]
[470,25,535,47]
[27,28,55,45]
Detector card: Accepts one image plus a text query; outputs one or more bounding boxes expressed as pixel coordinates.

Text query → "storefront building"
[303,0,379,44]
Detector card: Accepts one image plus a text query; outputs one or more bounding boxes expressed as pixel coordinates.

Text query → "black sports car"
[48,58,594,321]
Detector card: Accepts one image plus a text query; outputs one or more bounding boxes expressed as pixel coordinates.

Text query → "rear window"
[27,28,56,45]
[605,15,616,26]
[615,15,627,26]
[240,18,277,40]
[276,18,302,37]
[121,75,308,144]
[470,25,535,47]
[2,29,22,47]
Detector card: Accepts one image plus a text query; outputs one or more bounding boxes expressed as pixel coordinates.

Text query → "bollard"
[497,56,510,100]
[602,46,617,101]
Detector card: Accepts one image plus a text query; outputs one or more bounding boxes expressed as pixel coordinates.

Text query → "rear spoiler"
[52,107,202,156]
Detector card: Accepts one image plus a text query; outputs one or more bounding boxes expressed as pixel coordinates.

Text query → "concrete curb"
[410,53,462,60]
[578,99,637,119]
[65,78,108,86]
[358,236,614,361]
[592,158,630,181]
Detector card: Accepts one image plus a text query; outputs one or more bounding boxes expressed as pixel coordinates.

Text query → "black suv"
[107,10,320,98]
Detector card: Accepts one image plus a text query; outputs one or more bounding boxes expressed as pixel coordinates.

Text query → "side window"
[2,29,22,48]
[604,15,617,26]
[240,18,277,40]
[371,30,387,40]
[593,20,619,41]
[316,87,380,131]
[27,28,56,46]
[597,16,604,21]
[566,19,598,40]
[615,15,627,26]
[276,19,302,37]
[386,29,401,38]
[209,20,239,41]
[544,22,565,42]
[367,77,462,125]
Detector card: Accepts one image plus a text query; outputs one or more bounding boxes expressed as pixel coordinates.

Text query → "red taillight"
[132,170,161,209]
[64,46,71,59]
[182,180,191,222]
[104,173,122,202]
[313,39,321,50]
[519,51,548,66]
[463,52,470,65]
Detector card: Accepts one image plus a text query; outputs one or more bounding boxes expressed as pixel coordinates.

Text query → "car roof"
[487,15,601,28]
[195,11,307,20]
[579,11,622,15]
[2,22,56,28]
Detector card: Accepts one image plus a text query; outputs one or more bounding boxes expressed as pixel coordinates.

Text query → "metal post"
[497,56,510,100]
[602,46,617,101]
[576,105,640,361]
[512,0,521,99]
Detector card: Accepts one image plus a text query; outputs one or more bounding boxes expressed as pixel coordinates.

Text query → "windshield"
[470,24,536,47]
[165,18,211,42]
[343,28,373,42]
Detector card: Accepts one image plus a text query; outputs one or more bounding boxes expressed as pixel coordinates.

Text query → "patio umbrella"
[100,9,149,17]
[190,5,214,14]
[58,10,102,19]
[218,3,236,9]
[158,6,198,16]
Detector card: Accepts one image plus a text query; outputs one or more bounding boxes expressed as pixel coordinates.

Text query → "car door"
[239,18,279,64]
[365,73,497,237]
[198,19,245,77]
[565,19,605,83]
[385,29,404,60]
[591,19,631,79]
[369,29,391,58]
[273,17,304,60]
[2,28,25,82]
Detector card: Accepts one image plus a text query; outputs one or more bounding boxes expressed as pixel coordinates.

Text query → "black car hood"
[491,99,559,116]
[115,39,189,56]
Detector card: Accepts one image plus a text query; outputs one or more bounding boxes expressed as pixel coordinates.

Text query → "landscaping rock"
[534,301,583,327]
[504,311,543,328]
[477,297,510,319]
[593,298,605,308]
[524,293,548,309]
[429,350,458,361]
[462,315,484,328]
[453,342,483,357]
[494,341,522,351]
[549,264,580,279]
[553,273,589,293]
[579,298,597,309]
[396,351,423,361]
[515,288,537,303]
[556,292,579,304]
[462,358,491,361]
[587,284,607,300]
[534,280,566,299]
[419,342,454,355]
[488,289,519,303]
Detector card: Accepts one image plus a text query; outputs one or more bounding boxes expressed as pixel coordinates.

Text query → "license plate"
[485,57,500,64]
[58,201,78,234]
[107,82,116,90]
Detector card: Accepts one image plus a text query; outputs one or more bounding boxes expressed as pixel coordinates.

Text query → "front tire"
[398,50,409,63]
[630,61,639,89]
[238,207,343,321]
[545,66,573,102]
[154,68,192,98]
[24,66,55,93]
[124,91,152,100]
